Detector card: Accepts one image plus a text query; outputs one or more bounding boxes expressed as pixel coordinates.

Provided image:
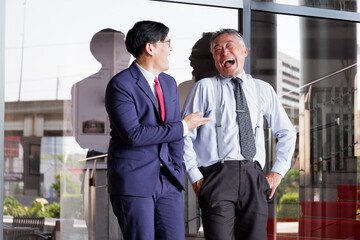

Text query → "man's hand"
[265,172,283,200]
[183,112,210,131]
[192,178,204,197]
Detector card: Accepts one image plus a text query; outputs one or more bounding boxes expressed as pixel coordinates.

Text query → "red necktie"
[154,77,165,124]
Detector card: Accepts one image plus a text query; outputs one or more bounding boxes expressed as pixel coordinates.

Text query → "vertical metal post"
[243,0,251,74]
[339,82,344,169]
[18,0,26,102]
[0,0,5,239]
[90,160,97,240]
[331,86,336,171]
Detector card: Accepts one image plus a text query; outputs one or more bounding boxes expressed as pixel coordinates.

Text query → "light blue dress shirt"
[182,71,297,184]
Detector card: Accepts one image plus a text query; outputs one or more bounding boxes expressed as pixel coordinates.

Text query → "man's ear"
[243,46,249,57]
[144,42,154,56]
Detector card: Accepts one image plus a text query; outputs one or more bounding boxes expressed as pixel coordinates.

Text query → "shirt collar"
[135,61,156,84]
[218,70,247,85]
[237,70,246,80]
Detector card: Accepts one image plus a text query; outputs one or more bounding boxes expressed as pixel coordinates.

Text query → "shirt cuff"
[187,167,203,184]
[182,120,188,137]
[270,161,288,178]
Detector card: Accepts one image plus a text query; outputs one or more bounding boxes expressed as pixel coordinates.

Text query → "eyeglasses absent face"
[211,33,248,78]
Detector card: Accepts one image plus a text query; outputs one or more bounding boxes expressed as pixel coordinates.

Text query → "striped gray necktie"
[232,77,256,160]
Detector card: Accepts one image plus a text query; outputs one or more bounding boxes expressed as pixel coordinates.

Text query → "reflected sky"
[5,0,301,101]
[5,0,238,101]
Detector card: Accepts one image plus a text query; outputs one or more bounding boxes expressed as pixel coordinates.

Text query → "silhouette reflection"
[178,32,218,110]
[71,28,131,161]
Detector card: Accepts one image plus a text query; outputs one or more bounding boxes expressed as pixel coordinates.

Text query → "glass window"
[251,10,359,239]
[254,0,359,13]
[4,0,237,238]
[4,0,360,239]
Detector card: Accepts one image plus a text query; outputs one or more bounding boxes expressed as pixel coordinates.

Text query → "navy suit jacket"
[105,61,185,197]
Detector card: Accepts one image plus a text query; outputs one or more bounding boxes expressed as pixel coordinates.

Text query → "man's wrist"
[187,167,203,184]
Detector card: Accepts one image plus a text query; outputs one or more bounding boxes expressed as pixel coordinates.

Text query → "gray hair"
[209,29,246,52]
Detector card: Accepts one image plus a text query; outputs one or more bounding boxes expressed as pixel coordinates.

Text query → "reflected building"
[299,17,358,199]
[4,100,70,197]
[277,51,300,130]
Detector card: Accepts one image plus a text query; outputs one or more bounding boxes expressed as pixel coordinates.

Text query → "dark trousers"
[199,160,270,240]
[110,167,185,240]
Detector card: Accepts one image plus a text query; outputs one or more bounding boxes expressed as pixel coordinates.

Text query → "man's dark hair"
[125,20,169,58]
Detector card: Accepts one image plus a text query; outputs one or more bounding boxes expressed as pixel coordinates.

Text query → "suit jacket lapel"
[129,62,157,108]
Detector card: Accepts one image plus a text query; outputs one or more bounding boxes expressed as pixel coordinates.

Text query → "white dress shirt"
[135,62,188,136]
[182,71,297,184]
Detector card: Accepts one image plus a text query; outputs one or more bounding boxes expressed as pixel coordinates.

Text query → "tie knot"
[154,77,159,84]
[231,77,242,84]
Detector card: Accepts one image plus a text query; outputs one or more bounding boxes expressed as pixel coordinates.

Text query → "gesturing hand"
[183,112,210,131]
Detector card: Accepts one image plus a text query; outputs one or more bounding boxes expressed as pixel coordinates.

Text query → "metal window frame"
[0,0,4,238]
[151,0,360,72]
[151,0,360,22]
[1,1,360,239]
[150,0,360,234]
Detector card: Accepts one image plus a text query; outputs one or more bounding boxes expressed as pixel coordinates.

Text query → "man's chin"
[220,73,236,78]
[162,65,169,72]
[219,69,236,78]
[220,69,242,78]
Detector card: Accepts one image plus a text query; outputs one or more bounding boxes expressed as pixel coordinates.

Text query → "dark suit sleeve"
[105,74,184,148]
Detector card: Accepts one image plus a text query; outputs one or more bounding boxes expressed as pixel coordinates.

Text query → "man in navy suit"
[105,21,209,240]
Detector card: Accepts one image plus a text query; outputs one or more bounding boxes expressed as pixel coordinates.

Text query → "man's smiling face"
[211,33,248,78]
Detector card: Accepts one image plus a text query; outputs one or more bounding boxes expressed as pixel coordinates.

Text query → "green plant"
[277,191,299,218]
[50,171,83,218]
[275,168,299,204]
[4,170,82,219]
[57,155,64,162]
[3,196,27,216]
[52,174,61,198]
[61,172,81,194]
[52,172,82,198]
[28,201,43,216]
[44,202,60,218]
[61,193,83,219]
[3,196,60,218]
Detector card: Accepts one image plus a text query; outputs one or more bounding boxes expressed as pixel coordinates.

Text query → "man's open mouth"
[223,59,235,68]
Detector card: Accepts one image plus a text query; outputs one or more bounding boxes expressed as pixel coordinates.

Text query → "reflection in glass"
[253,0,359,13]
[251,11,301,237]
[254,10,359,239]
[302,16,359,240]
[4,1,238,239]
[4,0,359,239]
